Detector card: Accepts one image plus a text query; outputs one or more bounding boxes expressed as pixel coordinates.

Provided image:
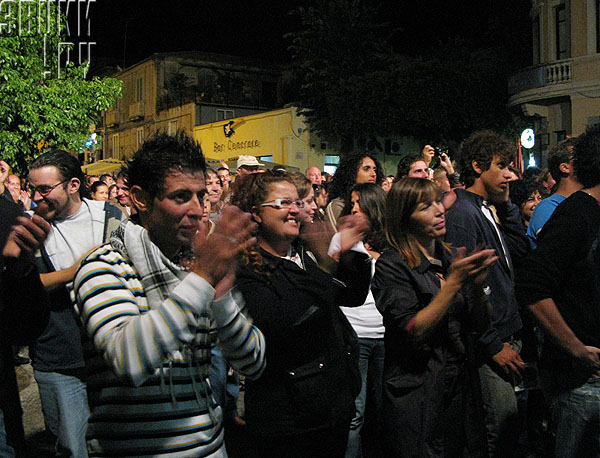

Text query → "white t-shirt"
[45,199,107,286]
[328,234,384,339]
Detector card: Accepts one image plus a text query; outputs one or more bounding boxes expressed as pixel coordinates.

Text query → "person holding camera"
[423,144,462,187]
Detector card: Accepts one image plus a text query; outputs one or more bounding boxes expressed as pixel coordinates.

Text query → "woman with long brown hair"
[372,178,496,458]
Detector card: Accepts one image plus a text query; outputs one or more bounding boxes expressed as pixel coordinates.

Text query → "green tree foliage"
[0,2,121,174]
[288,0,526,152]
[287,0,399,152]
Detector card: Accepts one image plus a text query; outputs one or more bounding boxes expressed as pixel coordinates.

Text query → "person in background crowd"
[381,175,394,192]
[306,166,322,185]
[516,123,600,458]
[289,171,319,225]
[314,182,329,220]
[373,178,496,458]
[236,155,263,177]
[322,171,332,182]
[326,152,383,231]
[5,175,31,210]
[395,153,429,180]
[0,162,14,203]
[445,130,528,458]
[537,169,556,196]
[433,168,452,193]
[99,173,114,186]
[509,179,542,229]
[28,150,123,458]
[73,131,265,457]
[231,169,371,458]
[0,199,51,457]
[90,180,109,202]
[108,184,118,201]
[206,168,225,221]
[331,182,387,458]
[218,166,232,193]
[528,138,582,249]
[115,170,135,215]
[86,175,99,187]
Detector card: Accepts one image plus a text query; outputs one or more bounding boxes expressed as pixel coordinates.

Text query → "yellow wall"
[193,107,320,170]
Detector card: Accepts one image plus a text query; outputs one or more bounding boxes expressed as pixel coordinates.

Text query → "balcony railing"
[508,59,572,95]
[546,61,571,84]
[106,111,120,127]
[129,101,145,120]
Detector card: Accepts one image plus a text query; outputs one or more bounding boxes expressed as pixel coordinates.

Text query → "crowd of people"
[1,124,600,458]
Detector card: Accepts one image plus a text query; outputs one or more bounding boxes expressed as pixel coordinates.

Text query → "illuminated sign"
[521,129,535,149]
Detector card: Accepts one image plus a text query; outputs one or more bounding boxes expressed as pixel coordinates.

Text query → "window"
[324,154,340,175]
[555,4,570,60]
[597,0,600,53]
[136,127,144,149]
[216,109,234,121]
[258,155,273,162]
[168,121,177,135]
[112,134,119,158]
[136,77,143,102]
[533,14,541,64]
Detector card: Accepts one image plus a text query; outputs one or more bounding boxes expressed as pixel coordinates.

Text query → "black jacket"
[0,199,50,455]
[372,247,468,458]
[235,242,371,437]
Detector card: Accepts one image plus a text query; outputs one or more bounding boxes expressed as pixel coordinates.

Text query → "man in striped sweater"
[73,132,265,458]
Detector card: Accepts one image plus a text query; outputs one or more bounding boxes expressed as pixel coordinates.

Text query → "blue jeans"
[542,371,600,458]
[209,346,239,416]
[34,370,89,458]
[0,410,15,458]
[345,338,384,458]
[478,362,519,458]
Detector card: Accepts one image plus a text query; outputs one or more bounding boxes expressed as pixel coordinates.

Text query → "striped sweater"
[73,244,265,458]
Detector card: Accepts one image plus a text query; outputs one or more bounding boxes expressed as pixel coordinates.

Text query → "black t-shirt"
[516,191,600,367]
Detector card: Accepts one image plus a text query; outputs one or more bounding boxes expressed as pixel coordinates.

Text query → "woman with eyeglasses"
[231,170,372,458]
[372,178,497,458]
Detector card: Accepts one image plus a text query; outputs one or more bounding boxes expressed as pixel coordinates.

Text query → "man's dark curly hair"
[573,124,600,188]
[394,153,425,181]
[126,131,206,199]
[457,130,514,188]
[547,138,576,186]
[328,152,383,202]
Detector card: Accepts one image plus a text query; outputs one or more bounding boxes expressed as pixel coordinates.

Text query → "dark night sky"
[82,0,532,70]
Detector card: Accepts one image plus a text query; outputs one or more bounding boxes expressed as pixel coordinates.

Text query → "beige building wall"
[509,0,600,164]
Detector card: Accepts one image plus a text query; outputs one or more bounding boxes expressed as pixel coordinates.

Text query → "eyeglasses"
[261,198,305,210]
[29,179,69,196]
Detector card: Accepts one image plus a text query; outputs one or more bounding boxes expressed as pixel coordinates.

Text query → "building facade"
[508,0,600,165]
[194,106,419,176]
[98,52,281,160]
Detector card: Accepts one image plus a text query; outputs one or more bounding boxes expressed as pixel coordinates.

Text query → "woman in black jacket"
[231,170,371,458]
[371,178,496,458]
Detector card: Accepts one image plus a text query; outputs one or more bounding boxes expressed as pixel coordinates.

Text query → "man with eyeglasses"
[27,150,123,457]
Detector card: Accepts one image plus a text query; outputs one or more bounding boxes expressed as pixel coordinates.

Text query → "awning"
[81,159,125,176]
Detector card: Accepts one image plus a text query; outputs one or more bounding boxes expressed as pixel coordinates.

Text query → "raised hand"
[191,205,256,293]
[3,214,51,259]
